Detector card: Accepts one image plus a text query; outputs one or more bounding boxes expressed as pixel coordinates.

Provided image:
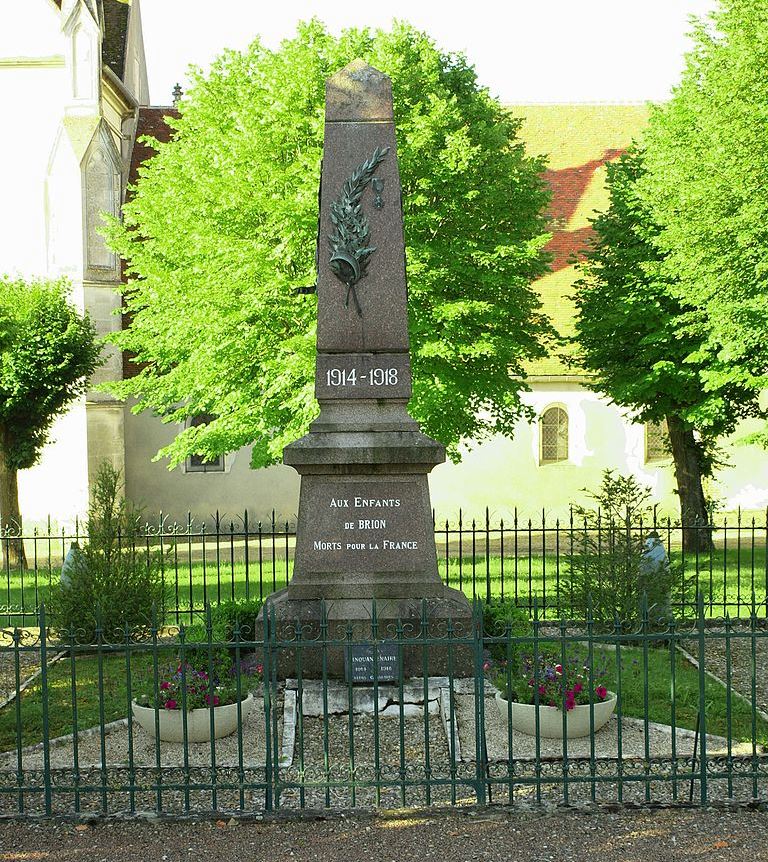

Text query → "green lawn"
[1,642,765,752]
[1,545,766,625]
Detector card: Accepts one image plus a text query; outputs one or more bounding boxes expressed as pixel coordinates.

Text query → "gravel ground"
[1,688,766,815]
[0,633,49,707]
[2,807,768,861]
[696,625,768,715]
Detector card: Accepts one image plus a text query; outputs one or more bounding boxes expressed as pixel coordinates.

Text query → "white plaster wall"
[429,381,768,521]
[429,382,678,521]
[123,404,301,526]
[18,400,90,529]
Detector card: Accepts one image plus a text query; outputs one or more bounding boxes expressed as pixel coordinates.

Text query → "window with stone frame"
[185,414,225,473]
[539,406,569,465]
[645,419,670,463]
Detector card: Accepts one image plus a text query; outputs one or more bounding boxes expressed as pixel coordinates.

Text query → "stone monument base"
[257,586,474,679]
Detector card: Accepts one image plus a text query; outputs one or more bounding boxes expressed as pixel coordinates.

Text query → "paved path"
[0,807,767,862]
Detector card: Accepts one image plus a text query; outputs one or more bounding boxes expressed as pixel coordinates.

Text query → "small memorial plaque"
[345,642,400,683]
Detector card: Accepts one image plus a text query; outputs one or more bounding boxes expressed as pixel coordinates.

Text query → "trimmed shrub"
[46,464,167,642]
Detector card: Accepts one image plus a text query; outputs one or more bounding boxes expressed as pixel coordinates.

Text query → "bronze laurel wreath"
[328,146,389,315]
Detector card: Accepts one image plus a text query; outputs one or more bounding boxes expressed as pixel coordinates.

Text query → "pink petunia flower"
[555,664,563,675]
[164,699,178,710]
[538,685,546,696]
[596,685,607,700]
[573,682,582,694]
[160,681,170,690]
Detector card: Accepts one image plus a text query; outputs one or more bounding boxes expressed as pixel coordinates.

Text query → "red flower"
[573,682,582,694]
[555,664,563,675]
[164,699,178,710]
[596,685,608,700]
[537,685,546,696]
[160,681,170,690]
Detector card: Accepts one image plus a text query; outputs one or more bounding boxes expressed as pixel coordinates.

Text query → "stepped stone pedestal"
[262,60,472,677]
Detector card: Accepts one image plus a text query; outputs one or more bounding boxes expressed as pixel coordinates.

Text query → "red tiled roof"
[127,106,178,185]
[543,148,624,273]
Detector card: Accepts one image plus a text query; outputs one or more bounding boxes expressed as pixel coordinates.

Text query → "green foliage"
[182,598,264,668]
[104,20,553,466]
[573,148,758,477]
[558,471,679,626]
[0,275,101,471]
[47,464,167,643]
[482,597,532,665]
[639,0,768,443]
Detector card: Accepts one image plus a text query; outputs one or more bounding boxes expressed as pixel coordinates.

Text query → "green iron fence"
[1,507,768,626]
[0,598,766,817]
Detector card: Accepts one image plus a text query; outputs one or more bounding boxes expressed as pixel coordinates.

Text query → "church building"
[1,0,766,529]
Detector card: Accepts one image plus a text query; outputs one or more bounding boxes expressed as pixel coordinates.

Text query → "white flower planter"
[131,694,256,743]
[494,691,617,739]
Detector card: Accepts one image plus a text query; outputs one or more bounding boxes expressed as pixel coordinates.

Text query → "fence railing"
[0,598,766,817]
[1,508,767,626]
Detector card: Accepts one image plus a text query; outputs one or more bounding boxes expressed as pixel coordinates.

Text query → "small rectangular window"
[645,420,669,463]
[185,414,225,473]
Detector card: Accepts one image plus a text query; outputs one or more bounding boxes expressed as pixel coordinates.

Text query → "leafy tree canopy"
[573,148,758,476]
[0,276,101,470]
[104,20,553,468]
[639,0,768,442]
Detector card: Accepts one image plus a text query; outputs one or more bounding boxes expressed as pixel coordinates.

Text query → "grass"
[0,545,766,625]
[0,646,188,752]
[1,641,766,752]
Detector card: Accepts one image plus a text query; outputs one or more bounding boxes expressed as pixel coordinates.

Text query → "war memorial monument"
[264,60,472,676]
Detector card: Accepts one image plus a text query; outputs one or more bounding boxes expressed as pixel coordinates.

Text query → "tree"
[0,276,101,567]
[639,0,768,448]
[103,21,553,468]
[572,149,759,551]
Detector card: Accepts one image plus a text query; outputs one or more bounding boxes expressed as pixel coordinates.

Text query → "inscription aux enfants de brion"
[312,496,419,553]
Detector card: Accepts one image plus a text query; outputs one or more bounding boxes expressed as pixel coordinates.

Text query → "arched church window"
[540,406,569,465]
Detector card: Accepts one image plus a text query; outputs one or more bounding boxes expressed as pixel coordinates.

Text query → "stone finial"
[172,83,183,107]
[325,59,394,123]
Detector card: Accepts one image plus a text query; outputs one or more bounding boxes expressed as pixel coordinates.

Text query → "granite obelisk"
[267,60,471,673]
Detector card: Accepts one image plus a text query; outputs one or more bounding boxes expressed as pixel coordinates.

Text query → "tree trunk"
[665,414,714,554]
[0,451,27,571]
